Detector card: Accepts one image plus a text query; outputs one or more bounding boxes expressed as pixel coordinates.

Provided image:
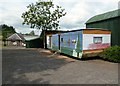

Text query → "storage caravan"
[47,29,111,58]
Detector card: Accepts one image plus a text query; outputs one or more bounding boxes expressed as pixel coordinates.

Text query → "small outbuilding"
[47,29,111,58]
[7,33,25,46]
[25,30,65,48]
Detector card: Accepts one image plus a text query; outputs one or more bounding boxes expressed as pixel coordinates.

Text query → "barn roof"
[86,9,120,24]
[7,33,25,41]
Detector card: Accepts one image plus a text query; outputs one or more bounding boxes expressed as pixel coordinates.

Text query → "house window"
[93,37,102,44]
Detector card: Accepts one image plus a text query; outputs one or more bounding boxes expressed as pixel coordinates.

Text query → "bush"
[100,46,120,63]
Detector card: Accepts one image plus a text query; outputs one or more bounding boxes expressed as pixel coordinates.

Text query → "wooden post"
[58,33,61,50]
[43,30,45,48]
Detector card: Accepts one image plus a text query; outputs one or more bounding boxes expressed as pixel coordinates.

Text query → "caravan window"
[93,37,102,44]
[61,38,63,42]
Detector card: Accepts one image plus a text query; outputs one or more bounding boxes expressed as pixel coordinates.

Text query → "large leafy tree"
[21,0,66,48]
[21,0,66,30]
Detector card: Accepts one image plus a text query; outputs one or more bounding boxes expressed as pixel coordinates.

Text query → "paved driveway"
[2,48,118,84]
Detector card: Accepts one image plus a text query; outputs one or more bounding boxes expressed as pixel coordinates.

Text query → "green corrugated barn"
[86,9,120,46]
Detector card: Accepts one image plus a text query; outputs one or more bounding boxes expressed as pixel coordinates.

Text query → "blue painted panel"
[61,33,70,48]
[52,34,58,47]
[60,31,82,51]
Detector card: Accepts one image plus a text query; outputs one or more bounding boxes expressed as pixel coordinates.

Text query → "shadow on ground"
[2,49,72,84]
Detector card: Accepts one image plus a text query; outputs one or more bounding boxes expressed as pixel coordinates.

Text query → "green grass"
[0,44,8,49]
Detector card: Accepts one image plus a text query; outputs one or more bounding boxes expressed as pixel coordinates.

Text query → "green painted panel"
[61,46,73,56]
[52,45,59,51]
[75,33,82,52]
[61,46,82,58]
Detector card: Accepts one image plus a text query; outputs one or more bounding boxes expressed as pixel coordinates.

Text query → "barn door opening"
[49,36,52,48]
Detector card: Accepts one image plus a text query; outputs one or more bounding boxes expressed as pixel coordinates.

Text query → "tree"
[0,24,16,46]
[0,24,16,40]
[21,0,66,48]
[22,0,66,30]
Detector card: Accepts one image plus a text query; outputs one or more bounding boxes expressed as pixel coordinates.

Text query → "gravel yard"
[2,48,118,84]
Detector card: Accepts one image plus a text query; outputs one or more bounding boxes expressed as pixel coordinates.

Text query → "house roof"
[7,33,25,41]
[86,9,120,24]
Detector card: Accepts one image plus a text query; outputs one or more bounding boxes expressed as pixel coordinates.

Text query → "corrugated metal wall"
[86,17,120,46]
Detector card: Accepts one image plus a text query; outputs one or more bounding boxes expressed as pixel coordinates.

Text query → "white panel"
[102,35,111,43]
[83,34,93,50]
[83,34,111,50]
[47,36,49,45]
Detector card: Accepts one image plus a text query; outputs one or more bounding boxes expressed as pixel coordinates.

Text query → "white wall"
[83,34,111,50]
[46,36,48,45]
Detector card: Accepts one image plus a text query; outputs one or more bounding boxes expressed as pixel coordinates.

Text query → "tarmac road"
[2,48,118,84]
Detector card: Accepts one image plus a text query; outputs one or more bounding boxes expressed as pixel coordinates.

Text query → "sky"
[0,0,120,35]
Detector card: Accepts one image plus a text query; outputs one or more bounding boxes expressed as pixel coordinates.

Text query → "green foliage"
[21,0,66,30]
[0,24,16,40]
[100,46,120,63]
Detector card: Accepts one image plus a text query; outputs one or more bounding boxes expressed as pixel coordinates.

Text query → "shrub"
[101,46,120,62]
[100,46,120,63]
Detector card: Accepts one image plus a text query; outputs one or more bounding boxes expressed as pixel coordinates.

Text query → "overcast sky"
[0,0,119,35]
